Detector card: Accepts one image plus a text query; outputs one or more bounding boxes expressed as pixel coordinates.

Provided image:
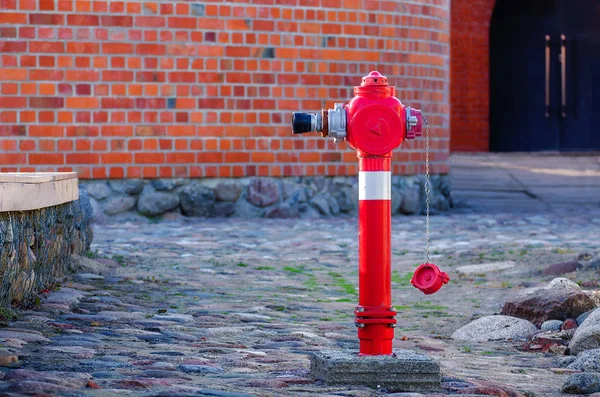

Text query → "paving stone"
[179,364,224,374]
[2,204,599,396]
[455,261,516,276]
[0,330,50,343]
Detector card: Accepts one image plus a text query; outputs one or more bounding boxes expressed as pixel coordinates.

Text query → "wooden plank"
[0,172,77,184]
[0,177,79,212]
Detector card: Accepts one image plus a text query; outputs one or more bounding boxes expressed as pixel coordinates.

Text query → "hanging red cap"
[411,263,450,295]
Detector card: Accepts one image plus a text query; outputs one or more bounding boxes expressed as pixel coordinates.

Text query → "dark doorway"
[490,0,600,152]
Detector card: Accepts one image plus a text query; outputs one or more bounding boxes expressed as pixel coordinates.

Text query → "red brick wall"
[0,0,450,179]
[450,0,494,152]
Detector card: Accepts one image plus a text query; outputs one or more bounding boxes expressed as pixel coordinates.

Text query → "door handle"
[560,34,567,118]
[545,35,551,118]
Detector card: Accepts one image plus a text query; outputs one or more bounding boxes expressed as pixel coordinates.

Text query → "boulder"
[569,309,600,355]
[109,179,144,195]
[214,182,242,202]
[178,183,215,218]
[500,287,596,327]
[265,206,300,219]
[310,194,331,215]
[548,278,582,291]
[568,349,600,372]
[84,182,112,200]
[451,315,537,342]
[325,193,340,215]
[246,178,279,207]
[332,187,355,213]
[151,179,186,191]
[562,373,600,394]
[543,261,583,276]
[213,202,235,218]
[103,195,136,215]
[391,185,402,214]
[399,187,420,215]
[137,185,180,217]
[578,310,595,325]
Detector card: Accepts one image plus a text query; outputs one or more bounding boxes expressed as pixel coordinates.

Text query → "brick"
[0,41,27,52]
[66,97,98,108]
[30,153,63,165]
[0,69,27,80]
[101,15,133,27]
[30,97,64,108]
[0,153,26,165]
[67,14,98,26]
[29,13,63,24]
[135,152,164,164]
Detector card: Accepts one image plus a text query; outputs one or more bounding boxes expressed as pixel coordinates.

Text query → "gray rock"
[178,183,215,218]
[179,365,224,374]
[45,288,87,305]
[391,185,402,214]
[265,205,300,219]
[137,185,180,217]
[84,182,112,200]
[282,181,307,203]
[578,310,595,325]
[109,179,144,195]
[103,195,136,215]
[311,194,331,215]
[7,381,71,394]
[332,187,355,213]
[548,278,582,291]
[232,200,264,218]
[213,202,235,218]
[557,356,578,367]
[569,309,600,355]
[541,320,564,331]
[562,372,600,394]
[568,349,600,371]
[400,187,420,215]
[451,315,538,342]
[74,273,104,282]
[246,178,279,207]
[152,178,186,191]
[196,389,256,397]
[214,183,242,202]
[589,255,600,269]
[88,197,107,225]
[501,288,596,327]
[0,330,50,343]
[456,261,516,276]
[326,193,340,215]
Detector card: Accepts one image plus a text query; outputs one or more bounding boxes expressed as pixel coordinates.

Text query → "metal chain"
[423,114,431,264]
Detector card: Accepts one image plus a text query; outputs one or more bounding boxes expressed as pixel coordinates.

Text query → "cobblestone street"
[0,154,599,396]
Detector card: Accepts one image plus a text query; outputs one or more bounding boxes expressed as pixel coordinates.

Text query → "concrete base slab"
[310,350,441,392]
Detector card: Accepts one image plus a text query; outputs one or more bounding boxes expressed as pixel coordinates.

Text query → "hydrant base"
[310,349,441,392]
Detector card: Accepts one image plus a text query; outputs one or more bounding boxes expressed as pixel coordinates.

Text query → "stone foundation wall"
[0,189,93,306]
[82,176,452,221]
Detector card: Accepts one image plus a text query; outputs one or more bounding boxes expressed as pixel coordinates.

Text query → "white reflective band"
[358,171,391,200]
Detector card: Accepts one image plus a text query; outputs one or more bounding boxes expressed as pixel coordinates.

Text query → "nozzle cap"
[411,263,450,295]
[292,112,314,134]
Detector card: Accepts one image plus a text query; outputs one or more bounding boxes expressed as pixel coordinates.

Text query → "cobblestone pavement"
[1,154,599,396]
[1,203,599,396]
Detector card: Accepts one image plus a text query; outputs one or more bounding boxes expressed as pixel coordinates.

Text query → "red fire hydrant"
[292,71,449,356]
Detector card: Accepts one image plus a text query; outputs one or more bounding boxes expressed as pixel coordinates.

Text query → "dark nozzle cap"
[292,112,313,134]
